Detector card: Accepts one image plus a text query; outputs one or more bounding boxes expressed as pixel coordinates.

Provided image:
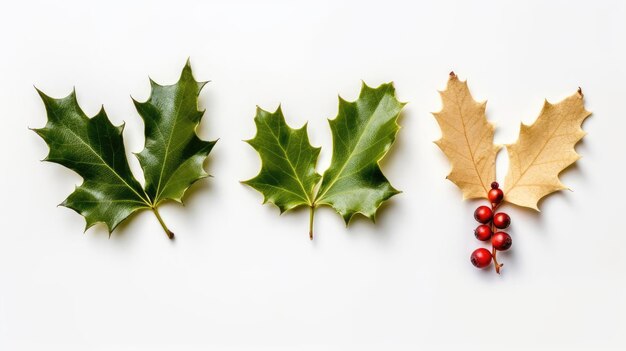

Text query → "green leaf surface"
[315,83,403,222]
[242,107,321,213]
[244,82,404,239]
[134,62,216,205]
[34,61,214,238]
[34,92,150,232]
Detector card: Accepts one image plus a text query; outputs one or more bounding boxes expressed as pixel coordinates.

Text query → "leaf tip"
[34,86,52,103]
[342,212,353,226]
[148,76,161,89]
[368,212,377,225]
[33,85,44,95]
[254,105,265,117]
[180,59,195,80]
[197,80,209,91]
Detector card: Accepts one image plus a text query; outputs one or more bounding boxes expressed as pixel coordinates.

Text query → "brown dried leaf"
[433,73,500,200]
[503,89,591,210]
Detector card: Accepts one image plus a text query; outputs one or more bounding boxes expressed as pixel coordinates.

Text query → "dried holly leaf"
[434,73,591,210]
[503,89,591,210]
[34,61,214,238]
[244,82,404,239]
[433,72,500,200]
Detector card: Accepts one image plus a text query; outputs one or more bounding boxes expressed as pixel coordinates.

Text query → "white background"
[1,0,624,350]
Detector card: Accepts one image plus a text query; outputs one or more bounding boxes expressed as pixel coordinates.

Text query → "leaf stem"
[152,207,175,240]
[309,205,316,240]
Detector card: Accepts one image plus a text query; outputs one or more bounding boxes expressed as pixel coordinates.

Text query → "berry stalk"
[489,202,503,274]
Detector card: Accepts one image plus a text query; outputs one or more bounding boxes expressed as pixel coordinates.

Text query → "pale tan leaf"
[433,72,500,200]
[503,89,591,210]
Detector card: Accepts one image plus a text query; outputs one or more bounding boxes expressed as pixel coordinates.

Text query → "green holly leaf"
[134,63,216,205]
[242,107,321,214]
[244,82,404,239]
[34,61,215,238]
[33,93,151,233]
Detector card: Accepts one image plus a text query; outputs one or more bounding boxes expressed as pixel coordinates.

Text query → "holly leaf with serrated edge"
[434,72,590,210]
[503,88,591,210]
[33,92,151,233]
[433,73,591,274]
[33,60,215,238]
[243,82,404,239]
[242,107,321,215]
[433,72,500,200]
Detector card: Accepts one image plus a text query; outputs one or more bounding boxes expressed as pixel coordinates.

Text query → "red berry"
[488,188,504,204]
[491,182,499,189]
[470,248,492,268]
[492,232,512,251]
[474,224,492,241]
[474,206,493,224]
[493,212,511,229]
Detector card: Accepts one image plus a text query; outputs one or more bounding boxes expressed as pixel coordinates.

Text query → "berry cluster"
[470,182,512,274]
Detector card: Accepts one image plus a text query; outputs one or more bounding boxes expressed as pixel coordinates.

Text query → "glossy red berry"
[474,206,493,224]
[470,248,492,268]
[488,188,504,204]
[493,212,511,229]
[492,232,512,251]
[474,224,492,241]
